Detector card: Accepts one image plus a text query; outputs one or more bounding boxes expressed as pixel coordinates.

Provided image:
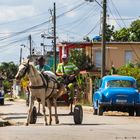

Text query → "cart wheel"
[73,105,83,124]
[0,99,4,105]
[30,106,37,124]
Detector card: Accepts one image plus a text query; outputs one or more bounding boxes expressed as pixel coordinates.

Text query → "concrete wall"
[58,42,140,70]
[90,42,140,70]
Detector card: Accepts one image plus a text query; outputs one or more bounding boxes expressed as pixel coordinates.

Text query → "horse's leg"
[26,96,34,126]
[37,102,41,115]
[41,98,48,125]
[46,99,52,125]
[53,98,59,124]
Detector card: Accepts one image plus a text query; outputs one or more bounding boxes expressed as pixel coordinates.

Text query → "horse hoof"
[25,123,29,126]
[56,120,59,124]
[44,123,48,126]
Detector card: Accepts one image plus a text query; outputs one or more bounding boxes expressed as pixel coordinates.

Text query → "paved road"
[0,100,140,140]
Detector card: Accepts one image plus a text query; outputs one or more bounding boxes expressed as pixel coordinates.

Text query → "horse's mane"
[29,63,38,75]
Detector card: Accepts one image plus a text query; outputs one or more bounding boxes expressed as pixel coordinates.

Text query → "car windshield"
[107,80,135,88]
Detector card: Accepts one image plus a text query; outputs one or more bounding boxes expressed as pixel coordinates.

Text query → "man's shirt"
[35,64,50,72]
[56,62,79,75]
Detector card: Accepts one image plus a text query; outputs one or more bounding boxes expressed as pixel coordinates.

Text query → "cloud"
[0,0,32,6]
[66,11,77,18]
[0,5,37,22]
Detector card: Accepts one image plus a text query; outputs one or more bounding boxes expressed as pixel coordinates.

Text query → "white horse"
[15,59,66,126]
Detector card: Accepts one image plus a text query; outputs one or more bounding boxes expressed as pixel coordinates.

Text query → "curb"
[82,106,93,112]
[0,116,25,127]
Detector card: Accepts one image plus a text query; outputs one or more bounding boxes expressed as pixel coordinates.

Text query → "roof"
[57,41,140,48]
[102,75,136,82]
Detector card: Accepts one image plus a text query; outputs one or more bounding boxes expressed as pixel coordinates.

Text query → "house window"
[125,50,132,64]
[95,50,101,67]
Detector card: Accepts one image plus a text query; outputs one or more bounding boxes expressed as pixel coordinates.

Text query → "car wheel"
[93,108,97,115]
[128,108,134,116]
[136,109,140,116]
[97,103,103,116]
[0,99,4,105]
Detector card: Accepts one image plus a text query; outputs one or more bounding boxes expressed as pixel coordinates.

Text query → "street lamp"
[20,44,26,48]
[20,44,32,58]
[85,0,107,77]
[85,0,103,8]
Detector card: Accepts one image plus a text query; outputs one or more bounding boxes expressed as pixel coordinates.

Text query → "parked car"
[0,89,4,105]
[93,75,140,116]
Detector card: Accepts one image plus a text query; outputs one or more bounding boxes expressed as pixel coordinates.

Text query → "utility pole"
[53,2,57,72]
[101,0,107,77]
[29,34,32,56]
[85,0,107,77]
[41,34,47,55]
[19,48,22,64]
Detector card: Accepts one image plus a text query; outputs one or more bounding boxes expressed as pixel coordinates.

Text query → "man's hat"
[37,56,45,61]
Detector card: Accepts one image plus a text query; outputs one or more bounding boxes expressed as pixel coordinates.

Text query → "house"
[57,41,140,70]
[28,51,59,69]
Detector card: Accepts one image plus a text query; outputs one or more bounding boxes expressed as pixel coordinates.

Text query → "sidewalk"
[0,98,26,126]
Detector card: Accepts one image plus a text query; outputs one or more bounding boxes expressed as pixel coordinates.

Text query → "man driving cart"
[56,54,79,103]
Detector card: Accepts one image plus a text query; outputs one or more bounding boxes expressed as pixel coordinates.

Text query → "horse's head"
[15,59,30,80]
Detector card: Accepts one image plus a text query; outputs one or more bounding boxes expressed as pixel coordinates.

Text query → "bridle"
[22,63,30,77]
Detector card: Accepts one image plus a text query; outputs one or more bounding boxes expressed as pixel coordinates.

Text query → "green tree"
[130,19,140,41]
[117,63,140,87]
[113,27,130,41]
[69,49,94,71]
[2,80,12,93]
[0,62,18,80]
[105,24,115,41]
[99,24,115,42]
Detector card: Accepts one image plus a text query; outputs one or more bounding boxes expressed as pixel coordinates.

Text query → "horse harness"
[21,63,59,100]
[29,72,59,100]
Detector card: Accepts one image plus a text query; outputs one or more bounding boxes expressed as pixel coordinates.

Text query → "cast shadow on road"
[60,123,107,126]
[1,103,13,106]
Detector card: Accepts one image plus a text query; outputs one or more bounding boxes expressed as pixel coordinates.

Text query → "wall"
[91,42,140,70]
[57,41,140,70]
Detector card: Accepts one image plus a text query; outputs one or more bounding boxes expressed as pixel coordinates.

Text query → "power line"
[0,37,27,49]
[109,0,140,60]
[84,19,101,37]
[0,2,86,42]
[65,6,100,31]
[109,0,126,27]
[57,2,86,18]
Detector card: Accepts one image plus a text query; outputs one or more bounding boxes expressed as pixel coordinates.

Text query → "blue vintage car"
[93,75,140,116]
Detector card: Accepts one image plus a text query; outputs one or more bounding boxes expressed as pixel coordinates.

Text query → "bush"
[2,80,12,93]
[117,64,140,87]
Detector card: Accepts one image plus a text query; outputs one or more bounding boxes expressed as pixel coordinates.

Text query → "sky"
[0,0,140,64]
